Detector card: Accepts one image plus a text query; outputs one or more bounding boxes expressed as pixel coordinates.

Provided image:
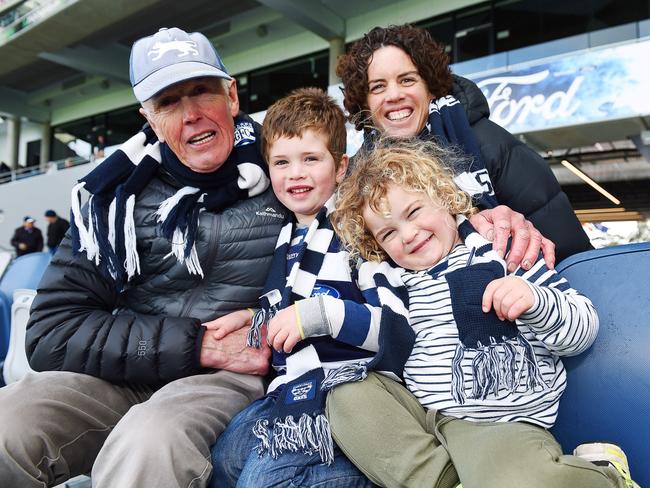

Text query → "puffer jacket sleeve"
[472,117,592,262]
[26,235,205,385]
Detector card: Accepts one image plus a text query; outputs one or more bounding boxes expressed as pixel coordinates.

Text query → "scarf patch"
[252,369,334,465]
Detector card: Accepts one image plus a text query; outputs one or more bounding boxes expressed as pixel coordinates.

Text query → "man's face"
[46,216,56,224]
[140,77,239,173]
[24,221,34,229]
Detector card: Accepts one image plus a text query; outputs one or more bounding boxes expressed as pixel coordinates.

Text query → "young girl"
[328,138,635,488]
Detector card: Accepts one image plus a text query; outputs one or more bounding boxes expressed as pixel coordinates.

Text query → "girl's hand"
[482,276,534,321]
[267,306,302,353]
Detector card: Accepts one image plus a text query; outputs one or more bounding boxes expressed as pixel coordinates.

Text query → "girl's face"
[365,46,433,138]
[362,184,460,270]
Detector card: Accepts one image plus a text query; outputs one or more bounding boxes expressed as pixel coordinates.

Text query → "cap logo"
[148,40,199,61]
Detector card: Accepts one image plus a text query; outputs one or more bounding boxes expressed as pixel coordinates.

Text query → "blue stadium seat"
[551,242,650,487]
[0,252,51,362]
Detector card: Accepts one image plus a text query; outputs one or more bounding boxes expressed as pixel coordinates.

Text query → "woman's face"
[366,46,434,138]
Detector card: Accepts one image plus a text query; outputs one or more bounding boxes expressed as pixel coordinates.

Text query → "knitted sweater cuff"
[296,296,330,339]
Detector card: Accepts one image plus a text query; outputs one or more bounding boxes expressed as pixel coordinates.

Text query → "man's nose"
[181,97,202,123]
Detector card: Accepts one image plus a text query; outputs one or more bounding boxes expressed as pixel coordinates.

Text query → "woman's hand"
[482,276,534,321]
[267,306,302,354]
[469,206,555,271]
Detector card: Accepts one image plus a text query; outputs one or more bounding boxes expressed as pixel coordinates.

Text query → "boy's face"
[268,129,348,225]
[362,184,460,271]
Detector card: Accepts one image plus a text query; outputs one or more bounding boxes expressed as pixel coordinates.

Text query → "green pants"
[326,372,625,488]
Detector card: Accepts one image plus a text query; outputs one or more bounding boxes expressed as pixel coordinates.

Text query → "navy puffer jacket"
[26,170,286,385]
[452,76,592,262]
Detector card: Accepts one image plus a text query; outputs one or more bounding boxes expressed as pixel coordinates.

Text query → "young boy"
[328,138,637,488]
[209,88,383,488]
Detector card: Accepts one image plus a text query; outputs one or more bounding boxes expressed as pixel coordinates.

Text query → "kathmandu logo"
[256,206,284,219]
[148,40,198,61]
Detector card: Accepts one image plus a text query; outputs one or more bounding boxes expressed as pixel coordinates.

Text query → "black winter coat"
[10,226,43,256]
[452,76,592,262]
[26,171,287,385]
[46,217,69,250]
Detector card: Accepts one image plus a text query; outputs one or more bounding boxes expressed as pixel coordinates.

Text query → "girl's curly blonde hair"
[332,138,477,262]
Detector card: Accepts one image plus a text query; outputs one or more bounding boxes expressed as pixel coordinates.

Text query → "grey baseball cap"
[129,27,232,103]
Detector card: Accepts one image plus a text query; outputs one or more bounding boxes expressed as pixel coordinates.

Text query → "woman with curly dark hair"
[324,24,596,488]
[336,24,591,266]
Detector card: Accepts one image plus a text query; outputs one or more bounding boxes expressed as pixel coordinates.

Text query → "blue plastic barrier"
[0,252,51,361]
[551,242,650,486]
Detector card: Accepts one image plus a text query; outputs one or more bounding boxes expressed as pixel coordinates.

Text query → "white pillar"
[40,121,51,171]
[329,37,345,86]
[6,116,20,169]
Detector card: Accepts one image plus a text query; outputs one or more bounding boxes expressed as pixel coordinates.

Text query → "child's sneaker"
[574,442,639,488]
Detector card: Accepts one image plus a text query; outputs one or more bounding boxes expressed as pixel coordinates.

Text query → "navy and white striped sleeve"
[296,294,381,352]
[515,258,599,356]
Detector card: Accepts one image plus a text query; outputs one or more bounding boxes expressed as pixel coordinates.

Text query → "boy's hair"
[332,138,477,262]
[262,87,347,166]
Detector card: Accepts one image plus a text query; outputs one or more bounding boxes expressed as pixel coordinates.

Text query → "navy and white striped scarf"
[249,196,416,465]
[357,217,546,405]
[365,95,498,209]
[69,112,269,288]
[249,196,350,465]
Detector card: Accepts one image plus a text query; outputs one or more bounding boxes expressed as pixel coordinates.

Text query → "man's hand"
[200,326,270,375]
[203,309,253,340]
[267,306,302,354]
[18,243,27,251]
[469,206,555,271]
[482,276,534,321]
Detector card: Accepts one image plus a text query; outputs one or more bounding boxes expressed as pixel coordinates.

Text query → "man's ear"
[227,79,240,117]
[139,106,164,142]
[336,154,349,184]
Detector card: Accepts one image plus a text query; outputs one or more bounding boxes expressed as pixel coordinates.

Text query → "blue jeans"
[210,390,376,488]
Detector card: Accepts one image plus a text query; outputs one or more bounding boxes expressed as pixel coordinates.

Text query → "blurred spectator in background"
[63,157,74,169]
[44,209,69,253]
[10,216,43,256]
[94,134,106,159]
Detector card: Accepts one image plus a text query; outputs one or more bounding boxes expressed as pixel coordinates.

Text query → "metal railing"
[0,156,89,184]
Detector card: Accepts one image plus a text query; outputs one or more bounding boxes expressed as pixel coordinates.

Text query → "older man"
[0,28,285,487]
[10,216,44,256]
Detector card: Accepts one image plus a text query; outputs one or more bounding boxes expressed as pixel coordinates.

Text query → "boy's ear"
[336,154,349,184]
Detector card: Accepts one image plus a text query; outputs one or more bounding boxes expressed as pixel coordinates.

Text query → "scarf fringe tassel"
[70,182,100,265]
[451,334,548,405]
[321,363,368,391]
[247,309,268,347]
[253,413,334,465]
[156,188,205,278]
